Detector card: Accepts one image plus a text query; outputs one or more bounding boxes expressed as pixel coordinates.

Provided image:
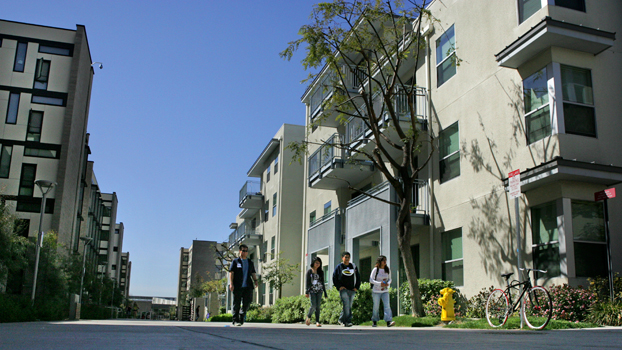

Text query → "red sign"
[508,170,521,199]
[595,188,616,201]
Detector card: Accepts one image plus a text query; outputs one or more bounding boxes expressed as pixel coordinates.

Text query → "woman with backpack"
[370,255,395,327]
[305,256,327,327]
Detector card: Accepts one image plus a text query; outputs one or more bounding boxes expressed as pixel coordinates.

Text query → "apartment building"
[119,252,131,298]
[176,240,223,321]
[0,19,97,256]
[300,0,621,300]
[227,124,305,307]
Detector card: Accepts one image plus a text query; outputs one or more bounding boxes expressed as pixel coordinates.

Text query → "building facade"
[300,0,621,302]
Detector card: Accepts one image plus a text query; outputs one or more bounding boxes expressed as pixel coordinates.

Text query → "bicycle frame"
[503,279,532,316]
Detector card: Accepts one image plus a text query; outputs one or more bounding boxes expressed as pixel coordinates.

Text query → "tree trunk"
[396,181,425,317]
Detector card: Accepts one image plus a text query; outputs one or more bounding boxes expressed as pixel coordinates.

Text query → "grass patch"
[358,315,441,327]
[444,316,599,330]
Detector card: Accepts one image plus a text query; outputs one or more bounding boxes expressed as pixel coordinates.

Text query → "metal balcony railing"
[228,225,258,246]
[239,180,261,206]
[309,66,365,117]
[308,134,343,179]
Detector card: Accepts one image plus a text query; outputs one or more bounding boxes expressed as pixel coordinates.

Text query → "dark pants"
[232,287,253,324]
[307,292,322,322]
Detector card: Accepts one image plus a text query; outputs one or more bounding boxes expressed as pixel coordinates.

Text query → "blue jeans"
[372,292,393,322]
[339,289,356,324]
[307,292,322,322]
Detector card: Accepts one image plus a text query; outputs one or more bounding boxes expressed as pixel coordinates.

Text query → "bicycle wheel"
[522,286,552,330]
[486,289,509,328]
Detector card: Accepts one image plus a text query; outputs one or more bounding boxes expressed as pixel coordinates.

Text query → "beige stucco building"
[300,0,622,302]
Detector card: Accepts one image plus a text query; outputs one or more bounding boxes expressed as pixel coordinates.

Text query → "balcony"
[308,208,342,256]
[239,180,262,209]
[410,179,430,226]
[228,224,263,248]
[308,65,366,127]
[344,87,428,157]
[496,17,615,69]
[308,134,374,190]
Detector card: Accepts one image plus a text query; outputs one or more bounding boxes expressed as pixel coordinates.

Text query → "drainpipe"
[422,24,435,279]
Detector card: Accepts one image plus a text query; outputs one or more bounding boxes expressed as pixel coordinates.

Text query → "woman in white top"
[369,255,395,327]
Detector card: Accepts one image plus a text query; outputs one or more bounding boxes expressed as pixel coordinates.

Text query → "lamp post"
[79,236,93,304]
[31,180,57,306]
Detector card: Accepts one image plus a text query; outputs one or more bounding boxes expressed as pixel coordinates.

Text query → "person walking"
[369,255,395,327]
[229,244,258,326]
[305,256,328,327]
[332,251,360,327]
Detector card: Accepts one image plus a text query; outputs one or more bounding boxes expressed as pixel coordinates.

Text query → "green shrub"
[466,286,496,318]
[547,284,596,322]
[588,273,622,302]
[423,289,467,318]
[218,306,226,315]
[319,288,342,325]
[271,295,309,323]
[0,294,36,323]
[399,279,455,315]
[587,300,622,326]
[209,313,232,322]
[246,305,273,323]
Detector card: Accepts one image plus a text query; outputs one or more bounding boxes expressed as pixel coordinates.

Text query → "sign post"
[508,169,523,328]
[595,188,616,302]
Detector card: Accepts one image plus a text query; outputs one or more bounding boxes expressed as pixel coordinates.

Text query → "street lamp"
[79,236,94,304]
[31,180,57,305]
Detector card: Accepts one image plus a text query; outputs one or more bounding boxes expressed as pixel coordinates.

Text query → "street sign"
[509,169,521,199]
[595,188,616,201]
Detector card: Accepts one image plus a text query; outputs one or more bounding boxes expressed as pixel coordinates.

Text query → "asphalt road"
[0,320,620,350]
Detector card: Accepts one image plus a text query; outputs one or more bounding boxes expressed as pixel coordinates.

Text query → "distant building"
[119,252,131,298]
[129,295,175,320]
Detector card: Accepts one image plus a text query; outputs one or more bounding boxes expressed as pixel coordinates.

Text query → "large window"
[436,25,456,87]
[19,164,37,197]
[6,93,20,124]
[439,122,460,183]
[572,201,607,277]
[561,65,595,137]
[14,42,28,72]
[270,236,275,260]
[0,145,13,178]
[519,0,542,23]
[27,110,44,142]
[34,59,51,90]
[442,228,463,286]
[524,67,551,144]
[272,193,277,217]
[531,201,560,278]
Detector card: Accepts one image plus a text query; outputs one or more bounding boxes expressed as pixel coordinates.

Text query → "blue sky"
[4,0,320,297]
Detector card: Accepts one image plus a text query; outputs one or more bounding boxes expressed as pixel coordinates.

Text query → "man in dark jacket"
[332,251,360,327]
[229,244,258,326]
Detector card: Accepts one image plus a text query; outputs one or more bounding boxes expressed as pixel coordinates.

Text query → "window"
[531,201,560,278]
[0,145,13,178]
[112,265,117,271]
[519,0,542,23]
[34,59,51,90]
[561,65,595,137]
[524,67,551,144]
[274,156,279,174]
[27,110,44,142]
[323,201,331,216]
[309,210,316,225]
[6,93,20,124]
[272,193,277,217]
[39,45,71,56]
[572,201,608,277]
[439,122,460,183]
[270,236,275,259]
[24,148,57,158]
[31,95,64,106]
[14,42,27,72]
[442,228,463,286]
[19,164,36,197]
[113,246,119,252]
[266,166,271,182]
[264,200,269,222]
[555,0,585,12]
[436,25,456,87]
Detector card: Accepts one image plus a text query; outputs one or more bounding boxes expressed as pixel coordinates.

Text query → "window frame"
[523,67,552,144]
[18,163,37,197]
[27,110,44,142]
[436,25,456,87]
[441,228,463,287]
[0,145,13,178]
[531,200,561,278]
[6,92,20,124]
[309,210,316,225]
[439,122,460,183]
[560,64,596,138]
[274,156,279,174]
[272,193,277,217]
[13,42,28,72]
[323,201,332,216]
[34,59,51,90]
[571,200,608,278]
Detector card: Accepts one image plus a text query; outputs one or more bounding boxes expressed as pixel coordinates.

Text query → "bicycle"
[485,268,553,329]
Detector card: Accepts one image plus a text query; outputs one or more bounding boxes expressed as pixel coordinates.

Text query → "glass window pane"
[38,45,71,56]
[439,123,459,157]
[532,201,558,244]
[533,243,561,278]
[324,201,331,215]
[519,0,542,23]
[563,103,596,137]
[442,228,462,261]
[561,65,593,105]
[0,146,13,178]
[436,25,455,64]
[572,201,605,242]
[437,56,457,87]
[7,93,20,124]
[442,260,464,286]
[526,105,551,144]
[32,95,64,106]
[440,152,460,183]
[14,42,27,72]
[574,242,608,277]
[523,67,548,113]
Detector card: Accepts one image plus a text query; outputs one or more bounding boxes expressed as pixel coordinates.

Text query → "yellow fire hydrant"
[438,287,456,322]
